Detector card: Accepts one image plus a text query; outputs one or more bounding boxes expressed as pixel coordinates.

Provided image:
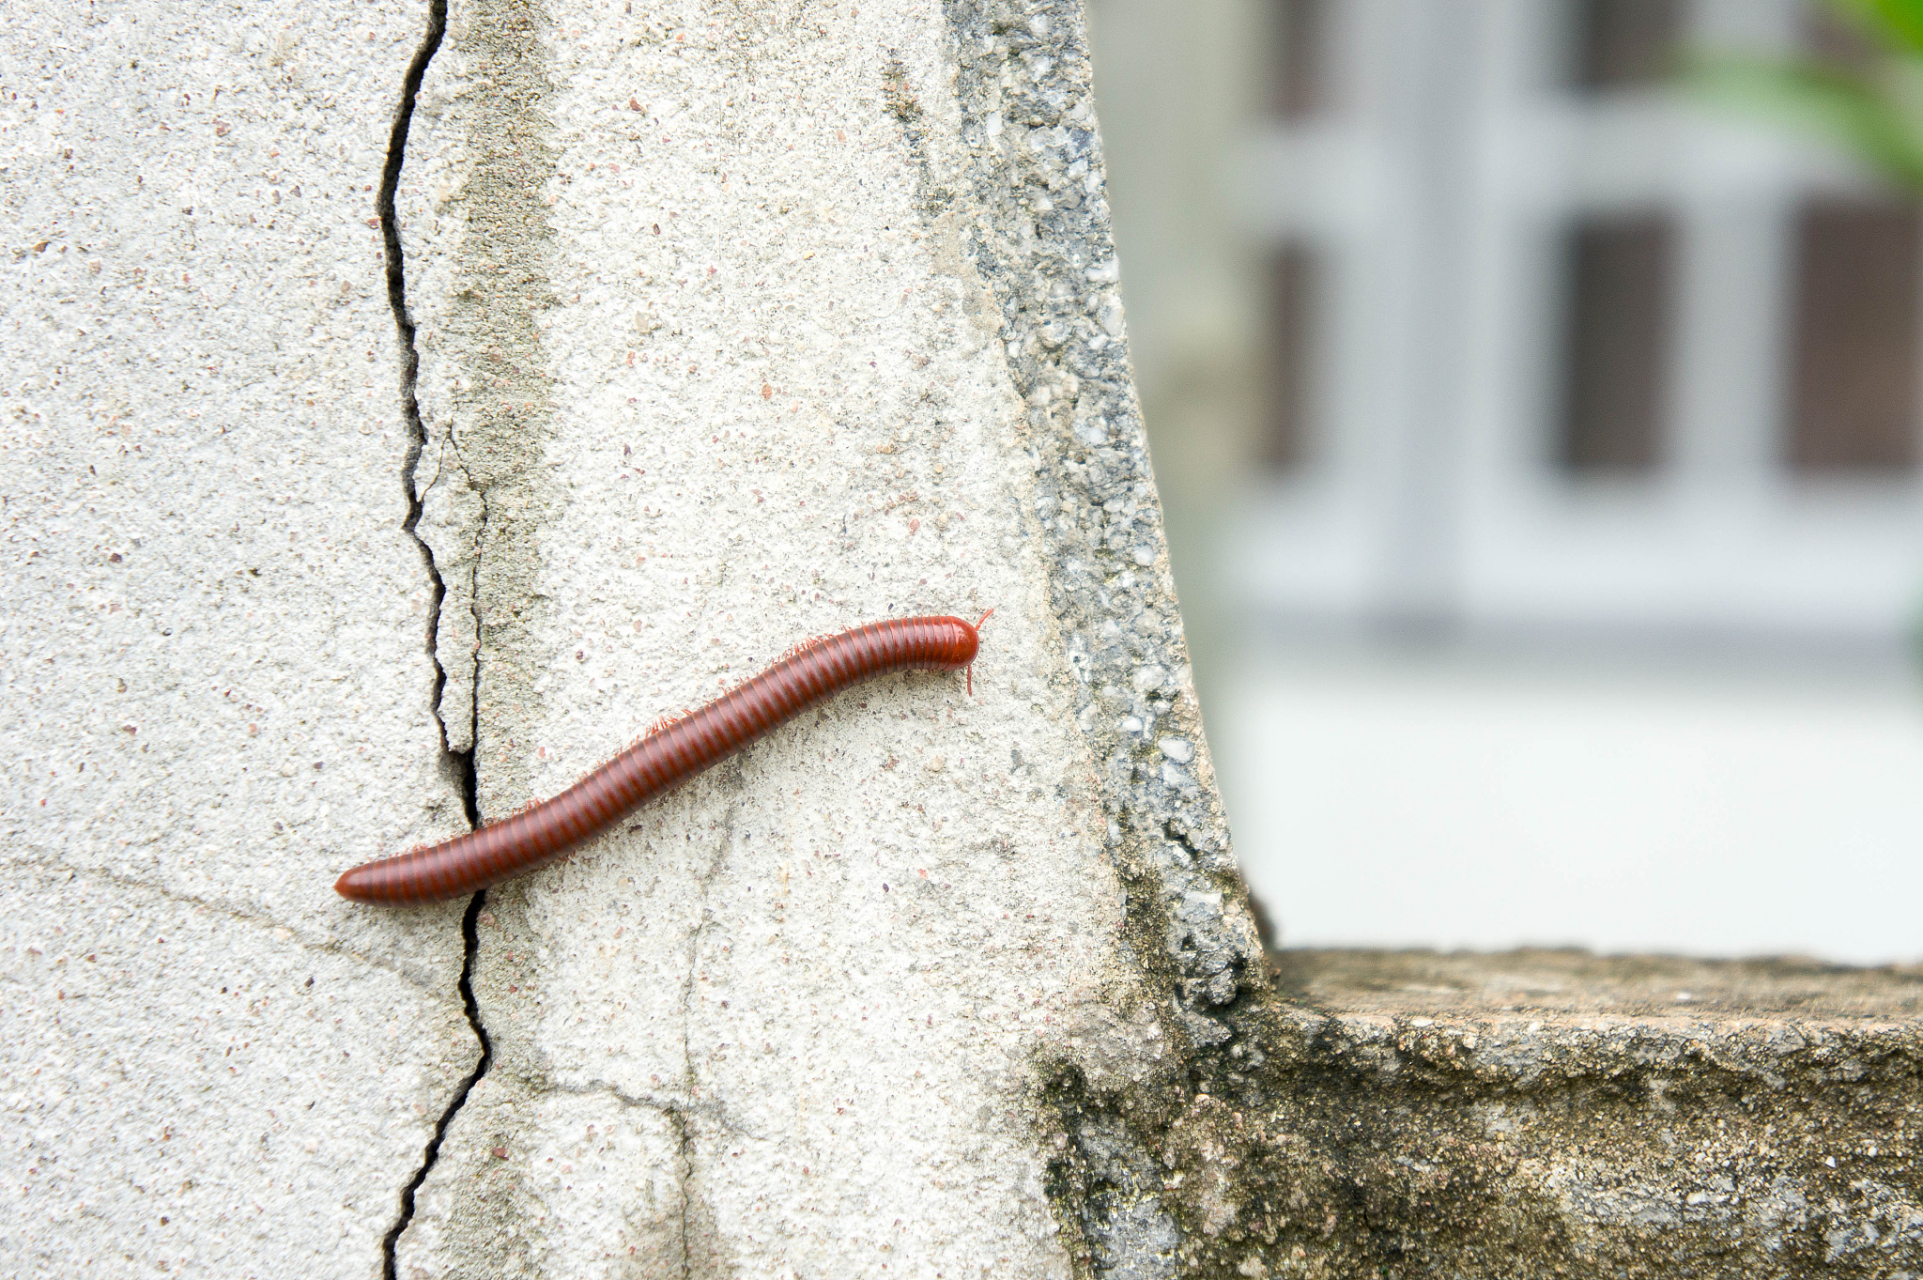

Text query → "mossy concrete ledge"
[1136,949,1923,1280]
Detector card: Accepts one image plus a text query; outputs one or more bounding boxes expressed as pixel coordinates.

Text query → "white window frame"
[1236,0,1923,648]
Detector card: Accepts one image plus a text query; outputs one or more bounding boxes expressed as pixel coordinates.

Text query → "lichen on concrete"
[1174,950,1923,1279]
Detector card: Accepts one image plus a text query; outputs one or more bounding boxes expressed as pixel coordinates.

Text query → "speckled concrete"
[0,2,475,1275]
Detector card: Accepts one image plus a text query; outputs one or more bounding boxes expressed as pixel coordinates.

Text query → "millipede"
[334,613,987,905]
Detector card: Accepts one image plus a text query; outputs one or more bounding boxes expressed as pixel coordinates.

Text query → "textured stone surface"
[1161,950,1923,1279]
[0,1,476,1274]
[3,0,1291,1273]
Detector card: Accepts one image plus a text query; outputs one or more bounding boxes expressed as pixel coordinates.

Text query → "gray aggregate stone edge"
[942,3,1264,1276]
[941,0,1253,1026]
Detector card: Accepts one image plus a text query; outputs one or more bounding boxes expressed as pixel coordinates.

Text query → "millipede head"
[965,610,995,695]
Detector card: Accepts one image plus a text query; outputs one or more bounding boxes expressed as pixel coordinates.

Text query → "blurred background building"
[1087,0,1923,963]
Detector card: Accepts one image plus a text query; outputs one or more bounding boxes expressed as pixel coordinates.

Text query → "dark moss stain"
[1032,982,1923,1277]
[882,56,924,128]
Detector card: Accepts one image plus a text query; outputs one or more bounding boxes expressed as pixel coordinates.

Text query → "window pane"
[1275,0,1331,120]
[1570,0,1680,91]
[1265,244,1320,471]
[1559,215,1674,475]
[1789,201,1922,474]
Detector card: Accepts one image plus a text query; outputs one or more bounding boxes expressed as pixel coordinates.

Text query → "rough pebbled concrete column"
[390,0,1259,1275]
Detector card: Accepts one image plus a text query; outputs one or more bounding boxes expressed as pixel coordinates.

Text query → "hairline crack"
[373,2,494,1276]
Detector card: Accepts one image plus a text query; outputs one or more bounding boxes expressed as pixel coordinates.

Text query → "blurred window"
[1569,0,1680,91]
[1788,201,1923,475]
[1803,4,1883,73]
[1559,214,1674,474]
[1265,243,1321,471]
[1274,0,1332,120]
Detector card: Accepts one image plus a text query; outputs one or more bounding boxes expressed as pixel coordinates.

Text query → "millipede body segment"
[334,614,983,905]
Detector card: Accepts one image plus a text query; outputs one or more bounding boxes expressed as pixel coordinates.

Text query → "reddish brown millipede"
[335,614,986,905]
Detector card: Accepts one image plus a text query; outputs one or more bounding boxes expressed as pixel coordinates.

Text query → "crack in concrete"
[678,806,737,1113]
[373,0,557,1263]
[381,0,473,820]
[372,2,497,1275]
[381,891,494,1280]
[546,1078,771,1144]
[412,423,489,764]
[662,806,738,1279]
[0,853,444,990]
[669,1107,695,1280]
[464,486,489,775]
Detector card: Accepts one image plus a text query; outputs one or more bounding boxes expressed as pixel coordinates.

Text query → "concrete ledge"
[1178,950,1923,1278]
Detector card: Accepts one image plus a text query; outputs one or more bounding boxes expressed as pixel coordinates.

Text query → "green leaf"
[1691,55,1923,191]
[1842,0,1923,54]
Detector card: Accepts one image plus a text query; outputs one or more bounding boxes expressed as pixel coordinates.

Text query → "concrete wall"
[3,1,1262,1275]
[1251,950,1923,1279]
